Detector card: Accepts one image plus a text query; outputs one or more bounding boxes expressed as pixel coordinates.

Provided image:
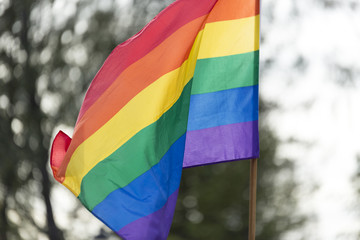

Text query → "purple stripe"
[183,121,259,168]
[117,190,179,240]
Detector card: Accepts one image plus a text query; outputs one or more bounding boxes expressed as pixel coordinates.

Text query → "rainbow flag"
[50,0,260,239]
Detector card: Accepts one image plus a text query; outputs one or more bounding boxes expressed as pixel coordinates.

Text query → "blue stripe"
[187,85,258,131]
[92,134,185,232]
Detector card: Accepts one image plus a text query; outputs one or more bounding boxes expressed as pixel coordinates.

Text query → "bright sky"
[261,0,360,239]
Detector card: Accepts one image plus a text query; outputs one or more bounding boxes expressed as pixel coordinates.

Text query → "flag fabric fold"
[50,0,260,239]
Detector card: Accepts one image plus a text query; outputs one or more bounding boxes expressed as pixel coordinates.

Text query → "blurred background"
[0,0,359,239]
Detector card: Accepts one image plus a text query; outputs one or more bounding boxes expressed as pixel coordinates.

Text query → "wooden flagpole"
[249,0,260,238]
[248,158,258,240]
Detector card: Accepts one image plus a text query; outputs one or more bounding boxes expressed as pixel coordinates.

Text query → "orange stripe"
[55,0,259,181]
[207,0,259,23]
[55,15,207,181]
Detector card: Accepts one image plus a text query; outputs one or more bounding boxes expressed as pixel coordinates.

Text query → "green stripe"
[191,51,259,95]
[78,81,192,210]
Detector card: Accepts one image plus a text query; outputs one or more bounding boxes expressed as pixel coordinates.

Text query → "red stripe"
[76,0,218,122]
[53,0,260,183]
[55,15,208,183]
[50,131,72,182]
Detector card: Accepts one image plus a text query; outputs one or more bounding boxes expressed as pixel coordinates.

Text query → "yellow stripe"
[63,16,260,195]
[198,15,259,59]
[63,31,204,195]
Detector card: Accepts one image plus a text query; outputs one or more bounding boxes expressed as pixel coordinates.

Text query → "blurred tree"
[169,99,305,240]
[0,0,306,239]
[0,0,65,239]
